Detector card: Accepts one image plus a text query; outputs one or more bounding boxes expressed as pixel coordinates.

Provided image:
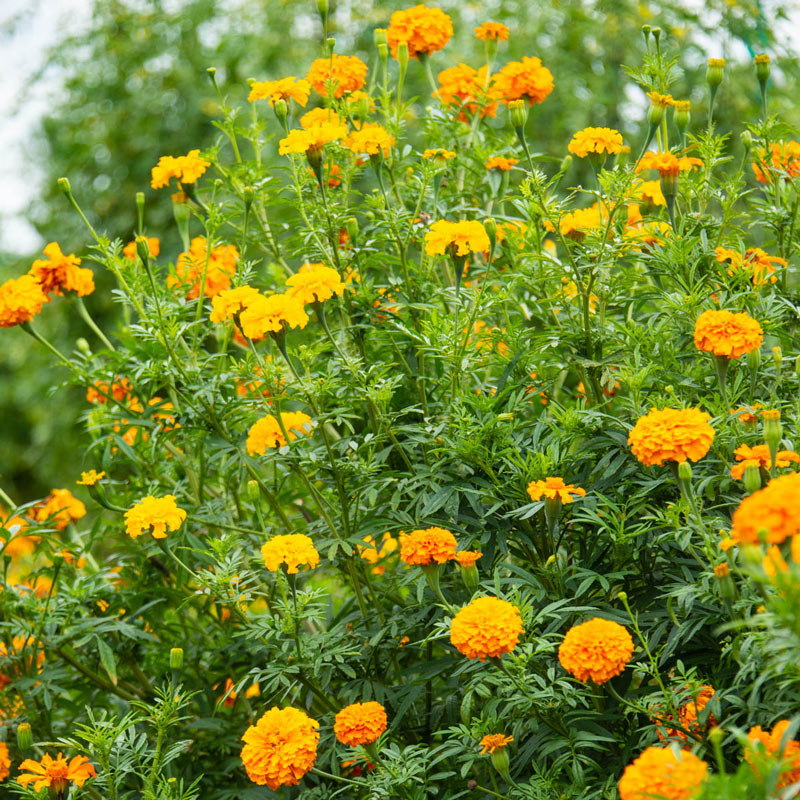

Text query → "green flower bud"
[772,346,782,368]
[17,722,33,751]
[316,0,329,18]
[484,218,497,251]
[76,338,91,356]
[741,130,753,154]
[762,410,782,450]
[747,347,761,371]
[678,461,692,482]
[706,59,725,89]
[490,746,511,781]
[170,647,184,670]
[247,480,260,502]
[57,177,72,195]
[743,464,762,495]
[243,186,255,210]
[755,54,771,85]
[373,28,387,48]
[273,98,288,121]
[508,99,528,130]
[641,25,651,43]
[326,37,336,55]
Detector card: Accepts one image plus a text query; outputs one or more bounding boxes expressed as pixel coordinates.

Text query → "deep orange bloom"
[485,156,518,171]
[386,4,453,59]
[526,477,585,504]
[752,141,800,183]
[358,533,398,574]
[344,123,395,157]
[435,64,501,120]
[168,237,239,299]
[151,149,210,188]
[694,309,763,359]
[261,533,320,574]
[492,57,554,105]
[0,741,8,781]
[399,527,456,565]
[558,617,633,684]
[628,408,715,466]
[730,472,800,545]
[450,596,523,660]
[657,685,716,741]
[279,121,348,156]
[746,720,800,788]
[29,243,94,298]
[479,733,513,754]
[0,274,47,328]
[454,550,482,567]
[618,746,708,800]
[334,702,388,746]
[474,22,509,41]
[33,489,86,531]
[715,246,786,287]
[636,151,702,176]
[123,237,160,261]
[18,753,96,793]
[730,444,799,479]
[306,54,367,98]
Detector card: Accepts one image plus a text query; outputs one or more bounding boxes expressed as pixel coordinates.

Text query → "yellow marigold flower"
[123,236,160,261]
[124,495,186,540]
[455,550,482,567]
[527,477,586,504]
[306,54,367,98]
[450,596,523,661]
[423,148,456,160]
[694,309,763,359]
[209,285,263,324]
[558,617,633,684]
[715,246,786,287]
[33,489,86,531]
[474,22,509,41]
[300,107,343,129]
[479,734,513,754]
[344,122,395,157]
[0,274,47,328]
[708,58,725,67]
[646,91,675,108]
[424,220,491,257]
[746,720,800,788]
[628,408,715,467]
[29,242,95,298]
[714,563,730,579]
[568,127,627,158]
[278,121,348,155]
[248,76,311,107]
[435,64,501,120]
[0,508,38,558]
[151,148,210,189]
[399,527,456,565]
[386,4,453,59]
[555,203,607,241]
[636,151,681,177]
[752,141,800,183]
[0,741,9,782]
[730,444,799,479]
[486,156,518,171]
[168,237,239,299]
[239,293,309,341]
[730,472,800,545]
[618,746,708,800]
[246,411,313,454]
[18,753,96,793]
[77,470,105,486]
[334,701,388,745]
[240,706,319,789]
[261,533,320,574]
[493,57,554,105]
[633,180,666,206]
[285,263,346,305]
[358,533,398,574]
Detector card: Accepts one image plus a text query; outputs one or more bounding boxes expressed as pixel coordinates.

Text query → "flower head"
[450,596,523,661]
[261,533,320,574]
[636,151,701,176]
[239,293,309,340]
[628,408,715,466]
[423,148,456,161]
[752,141,800,183]
[300,107,343,129]
[334,702,388,746]
[715,246,786,287]
[33,489,86,530]
[694,309,763,359]
[123,236,160,261]
[730,472,800,545]
[479,734,513,754]
[553,203,608,241]
[29,243,94,298]
[746,720,800,788]
[558,617,633,683]
[0,274,47,328]
[618,746,708,800]
[151,149,210,189]
[169,237,239,299]
[527,477,586,504]
[455,550,482,567]
[568,127,628,158]
[647,91,675,108]
[247,411,313,454]
[0,741,8,782]
[386,5,453,59]
[279,121,348,156]
[730,444,799,479]
[18,753,96,794]
[285,263,346,304]
[486,156,518,171]
[399,527,456,565]
[77,470,106,486]
[240,706,319,789]
[306,54,367,98]
[344,123,395,157]
[424,220,491,258]
[124,495,186,539]
[358,533,398,574]
[493,57,554,105]
[474,22,509,41]
[435,64,501,120]
[249,77,310,107]
[210,285,263,324]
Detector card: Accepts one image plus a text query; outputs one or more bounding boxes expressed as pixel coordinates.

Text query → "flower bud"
[490,747,511,781]
[243,186,255,211]
[706,59,725,89]
[397,41,409,73]
[743,464,762,495]
[17,722,32,751]
[641,25,651,42]
[326,37,336,55]
[136,191,145,230]
[135,235,152,264]
[755,54,771,85]
[484,218,497,251]
[247,480,260,503]
[273,98,288,122]
[741,545,763,566]
[57,177,72,196]
[740,130,753,154]
[747,347,761,371]
[678,460,692,483]
[170,647,184,670]
[647,102,665,127]
[651,27,661,46]
[560,154,572,174]
[76,338,91,356]
[377,42,388,63]
[316,0,328,20]
[762,409,782,449]
[508,99,528,130]
[345,216,359,243]
[772,346,782,368]
[617,590,628,603]
[674,100,690,133]
[497,412,514,422]
[373,28,387,48]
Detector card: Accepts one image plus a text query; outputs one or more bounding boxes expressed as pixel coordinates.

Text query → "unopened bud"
[497,412,514,421]
[170,647,184,670]
[678,461,692,482]
[57,177,72,195]
[273,98,288,121]
[397,41,409,72]
[17,722,32,751]
[747,347,761,371]
[490,746,511,781]
[762,409,782,449]
[247,480,260,503]
[674,100,690,132]
[377,42,388,63]
[617,590,628,603]
[508,99,528,130]
[755,53,771,85]
[641,25,651,43]
[651,27,661,46]
[316,0,329,19]
[345,216,359,243]
[706,59,725,89]
[484,218,497,251]
[647,102,666,127]
[772,345,782,368]
[560,154,573,173]
[373,28,387,48]
[740,130,754,154]
[135,235,153,264]
[76,337,91,356]
[243,186,255,210]
[743,464,762,495]
[326,37,335,55]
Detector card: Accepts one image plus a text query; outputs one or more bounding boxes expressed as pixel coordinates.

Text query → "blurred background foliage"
[3,0,800,502]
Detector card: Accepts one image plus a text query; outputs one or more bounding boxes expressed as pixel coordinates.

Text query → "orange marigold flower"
[479,733,513,754]
[715,246,786,287]
[123,236,160,261]
[0,508,38,558]
[752,141,800,183]
[209,285,263,324]
[334,701,388,746]
[299,107,343,129]
[306,54,367,98]
[527,477,586,504]
[239,293,309,341]
[151,148,210,189]
[358,533,398,574]
[474,22,509,41]
[633,179,666,206]
[249,76,311,107]
[558,617,633,684]
[278,120,349,155]
[618,746,708,800]
[450,596,523,661]
[486,156,518,171]
[399,527,456,565]
[693,309,763,359]
[730,472,800,545]
[168,237,239,299]
[636,151,681,177]
[732,404,762,424]
[285,263,346,306]
[568,127,628,158]
[261,533,320,574]
[455,550,482,567]
[86,376,136,405]
[658,685,717,741]
[76,469,105,486]
[0,274,47,328]
[555,203,608,241]
[0,741,8,781]
[344,123,395,157]
[730,444,799,479]
[240,706,319,789]
[746,720,800,788]
[423,148,456,161]
[18,753,96,793]
[386,4,453,59]
[247,411,313,454]
[435,64,501,120]
[628,408,715,466]
[493,57,554,105]
[124,495,186,540]
[29,242,94,298]
[424,220,491,257]
[33,489,86,531]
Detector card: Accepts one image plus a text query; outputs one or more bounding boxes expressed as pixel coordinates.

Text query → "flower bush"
[1,5,800,799]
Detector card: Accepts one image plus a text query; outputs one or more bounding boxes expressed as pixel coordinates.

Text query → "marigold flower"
[300,107,343,129]
[485,156,518,171]
[618,746,708,800]
[730,472,800,545]
[247,411,313,454]
[76,470,105,486]
[636,151,681,177]
[86,376,136,405]
[151,148,210,189]
[732,404,761,424]
[693,309,763,359]
[239,293,309,340]
[658,685,717,741]
[124,495,186,539]
[33,489,86,531]
[730,444,799,479]
[715,246,786,287]
[746,720,800,788]
[334,701,388,746]
[633,180,666,207]
[554,203,607,241]
[568,127,628,158]
[474,22,509,41]
[399,527,456,565]
[455,550,482,567]
[123,236,160,261]
[29,242,95,298]
[479,734,513,754]
[423,148,456,161]
[450,596,523,661]
[249,76,310,107]
[0,274,47,328]
[386,4,453,59]
[284,264,345,305]
[344,123,395,157]
[18,753,96,793]
[358,533,398,574]
[279,121,349,156]
[646,91,675,108]
[0,509,38,558]
[209,285,263,324]
[435,64,501,120]
[527,477,586,504]
[493,57,554,105]
[628,408,715,466]
[306,54,367,98]
[261,533,320,574]
[0,741,8,782]
[424,220,491,258]
[240,706,319,789]
[752,141,800,183]
[168,237,239,299]
[558,617,633,684]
